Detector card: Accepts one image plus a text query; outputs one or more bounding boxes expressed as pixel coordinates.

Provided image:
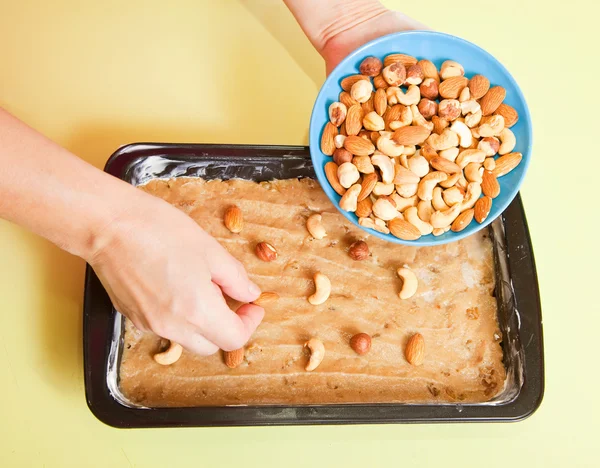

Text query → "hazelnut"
[438,99,461,121]
[333,148,353,165]
[419,78,439,100]
[382,62,406,86]
[328,102,347,127]
[358,130,371,141]
[359,56,383,77]
[350,79,373,103]
[405,64,424,85]
[255,242,277,262]
[417,99,438,119]
[363,111,385,131]
[478,137,500,156]
[348,240,370,261]
[350,333,372,355]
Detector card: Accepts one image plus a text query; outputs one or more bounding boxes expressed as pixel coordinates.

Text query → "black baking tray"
[84,143,544,428]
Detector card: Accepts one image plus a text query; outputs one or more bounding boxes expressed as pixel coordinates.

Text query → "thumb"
[203,235,261,302]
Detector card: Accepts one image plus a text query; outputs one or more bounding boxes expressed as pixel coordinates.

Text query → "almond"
[252,291,280,306]
[480,86,506,116]
[348,241,370,261]
[482,170,501,198]
[320,122,337,156]
[474,196,492,223]
[384,53,417,68]
[353,155,375,174]
[255,242,277,262]
[383,104,403,129]
[339,91,358,108]
[341,74,369,92]
[388,217,421,240]
[359,56,383,77]
[468,75,490,100]
[405,333,425,366]
[374,88,387,116]
[417,59,439,81]
[355,197,373,217]
[439,76,469,99]
[223,348,244,369]
[392,125,431,145]
[493,152,522,177]
[325,161,346,196]
[358,173,378,201]
[420,143,438,160]
[361,94,375,114]
[223,205,243,233]
[350,333,372,354]
[344,135,375,156]
[345,104,364,136]
[495,103,519,127]
[430,156,461,174]
[451,209,474,232]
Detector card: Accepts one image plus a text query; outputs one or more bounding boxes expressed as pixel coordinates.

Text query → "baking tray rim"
[83,142,544,428]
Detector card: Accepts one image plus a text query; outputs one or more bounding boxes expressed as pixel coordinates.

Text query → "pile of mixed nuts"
[320,53,522,240]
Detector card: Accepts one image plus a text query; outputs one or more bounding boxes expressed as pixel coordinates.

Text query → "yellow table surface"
[0,0,596,466]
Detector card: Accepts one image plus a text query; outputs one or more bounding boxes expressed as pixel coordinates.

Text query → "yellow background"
[0,0,596,466]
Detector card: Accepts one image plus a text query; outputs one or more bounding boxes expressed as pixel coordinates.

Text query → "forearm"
[283,0,426,74]
[0,108,143,259]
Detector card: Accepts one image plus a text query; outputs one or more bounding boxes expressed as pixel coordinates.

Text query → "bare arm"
[283,0,427,74]
[0,107,263,354]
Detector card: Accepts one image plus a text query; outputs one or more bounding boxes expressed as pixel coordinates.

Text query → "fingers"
[190,284,265,351]
[203,236,261,303]
[171,328,220,357]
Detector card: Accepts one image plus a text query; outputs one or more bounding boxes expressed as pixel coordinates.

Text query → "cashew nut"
[427,129,459,151]
[359,216,390,234]
[405,206,433,235]
[386,85,421,106]
[407,154,430,177]
[432,228,446,236]
[464,109,483,128]
[410,104,434,132]
[377,136,404,157]
[397,268,418,299]
[456,149,486,169]
[396,183,418,198]
[153,341,183,366]
[399,153,409,169]
[464,162,484,183]
[372,182,394,196]
[450,120,472,148]
[306,213,327,240]
[308,272,331,305]
[417,199,434,222]
[337,162,360,188]
[372,216,392,232]
[417,171,448,201]
[432,186,449,211]
[461,99,481,115]
[391,194,418,212]
[339,184,361,212]
[439,172,461,188]
[456,174,468,191]
[371,153,395,184]
[334,134,346,149]
[442,186,465,206]
[478,114,505,137]
[459,86,471,102]
[439,147,460,162]
[304,338,325,371]
[372,196,399,221]
[471,126,481,139]
[498,128,516,155]
[402,145,417,156]
[363,111,385,131]
[393,164,420,185]
[461,182,482,212]
[430,203,462,229]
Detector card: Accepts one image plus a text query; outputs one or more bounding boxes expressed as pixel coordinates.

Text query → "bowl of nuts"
[309,30,532,245]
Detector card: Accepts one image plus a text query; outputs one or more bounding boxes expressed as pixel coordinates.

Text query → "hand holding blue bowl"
[309,31,532,246]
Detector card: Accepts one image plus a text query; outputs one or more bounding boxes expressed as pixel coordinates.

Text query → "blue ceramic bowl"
[309,31,532,246]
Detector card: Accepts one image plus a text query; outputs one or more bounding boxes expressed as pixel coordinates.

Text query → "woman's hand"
[88,193,264,356]
[284,0,427,75]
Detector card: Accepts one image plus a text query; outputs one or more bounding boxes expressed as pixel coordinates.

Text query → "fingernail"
[249,282,261,298]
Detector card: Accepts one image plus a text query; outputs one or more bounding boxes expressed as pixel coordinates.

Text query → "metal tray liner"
[84,143,544,427]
